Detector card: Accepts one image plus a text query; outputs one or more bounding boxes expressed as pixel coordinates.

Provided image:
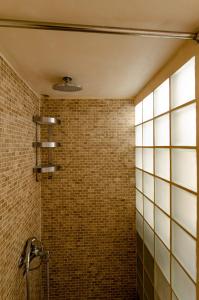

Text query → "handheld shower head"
[53,76,82,92]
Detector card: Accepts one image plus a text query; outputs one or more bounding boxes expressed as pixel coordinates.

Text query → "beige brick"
[0,56,41,300]
[0,54,136,300]
[41,99,136,300]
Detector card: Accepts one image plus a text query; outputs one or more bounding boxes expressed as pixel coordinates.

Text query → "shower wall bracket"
[33,115,61,181]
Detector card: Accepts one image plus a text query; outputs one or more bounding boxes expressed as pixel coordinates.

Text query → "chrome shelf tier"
[32,141,61,148]
[33,165,61,174]
[33,115,61,180]
[33,116,61,125]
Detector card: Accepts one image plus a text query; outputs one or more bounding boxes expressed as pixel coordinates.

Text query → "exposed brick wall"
[0,55,136,300]
[0,56,41,300]
[41,99,136,300]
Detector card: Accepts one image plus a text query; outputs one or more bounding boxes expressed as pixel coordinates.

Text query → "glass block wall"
[135,57,198,300]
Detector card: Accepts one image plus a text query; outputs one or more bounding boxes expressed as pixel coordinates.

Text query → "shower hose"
[25,257,50,300]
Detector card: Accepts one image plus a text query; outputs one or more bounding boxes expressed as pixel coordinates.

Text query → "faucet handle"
[18,237,46,274]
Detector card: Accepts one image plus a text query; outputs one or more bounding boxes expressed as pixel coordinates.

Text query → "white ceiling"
[0,0,199,99]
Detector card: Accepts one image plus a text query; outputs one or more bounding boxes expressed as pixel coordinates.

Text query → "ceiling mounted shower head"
[53,76,82,92]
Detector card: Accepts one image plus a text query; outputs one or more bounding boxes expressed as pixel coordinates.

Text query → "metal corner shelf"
[33,165,61,174]
[32,141,61,148]
[33,115,61,181]
[33,116,61,125]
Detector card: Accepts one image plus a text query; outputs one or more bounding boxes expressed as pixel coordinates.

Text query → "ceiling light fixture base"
[63,76,72,82]
[195,32,199,43]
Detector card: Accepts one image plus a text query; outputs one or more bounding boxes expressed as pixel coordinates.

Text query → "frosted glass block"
[143,173,154,201]
[143,120,153,146]
[143,93,153,121]
[143,148,153,174]
[135,101,142,125]
[155,178,170,214]
[144,197,154,228]
[144,246,154,283]
[171,57,195,108]
[155,236,170,282]
[136,169,143,192]
[154,79,170,116]
[172,222,196,281]
[144,221,154,256]
[137,276,143,300]
[136,148,142,169]
[155,149,170,180]
[172,292,178,300]
[136,211,143,238]
[172,149,197,192]
[144,271,154,300]
[137,256,143,280]
[172,258,196,300]
[155,264,171,300]
[171,103,196,146]
[136,189,143,215]
[155,114,170,146]
[155,207,170,248]
[135,125,142,146]
[137,233,143,260]
[172,186,197,237]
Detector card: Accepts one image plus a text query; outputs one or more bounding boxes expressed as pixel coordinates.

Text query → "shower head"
[53,76,82,92]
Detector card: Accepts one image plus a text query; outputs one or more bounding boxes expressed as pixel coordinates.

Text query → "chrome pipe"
[19,237,50,300]
[25,272,30,300]
[0,18,198,41]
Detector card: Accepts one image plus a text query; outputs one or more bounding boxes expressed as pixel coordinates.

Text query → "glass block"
[137,255,143,280]
[155,263,171,300]
[136,211,143,238]
[136,189,143,215]
[172,292,178,300]
[172,257,196,300]
[144,221,154,257]
[143,120,153,146]
[154,79,170,116]
[171,103,196,146]
[143,93,153,122]
[144,271,154,300]
[154,291,159,300]
[155,149,170,180]
[144,245,154,282]
[136,148,142,169]
[155,114,170,146]
[137,275,143,300]
[144,293,148,300]
[172,222,196,281]
[155,207,170,249]
[144,197,154,229]
[172,186,197,237]
[137,232,143,260]
[155,236,170,282]
[171,57,195,109]
[172,149,197,192]
[143,148,154,174]
[155,178,170,214]
[135,101,143,125]
[135,125,142,146]
[143,173,154,201]
[136,169,143,192]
